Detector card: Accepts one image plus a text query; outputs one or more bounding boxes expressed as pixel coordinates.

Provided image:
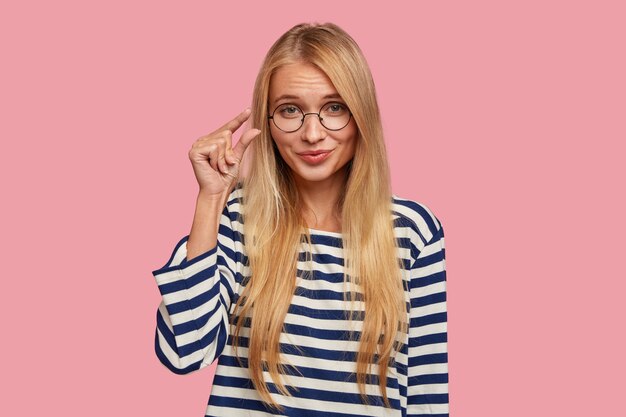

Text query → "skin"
[268,62,358,232]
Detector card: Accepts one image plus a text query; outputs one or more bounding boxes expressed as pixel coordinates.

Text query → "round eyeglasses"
[268,102,352,133]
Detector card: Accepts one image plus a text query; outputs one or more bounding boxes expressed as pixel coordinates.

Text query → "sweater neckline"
[307,227,343,237]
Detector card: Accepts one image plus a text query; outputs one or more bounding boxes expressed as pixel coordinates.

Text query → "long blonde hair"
[233,22,407,410]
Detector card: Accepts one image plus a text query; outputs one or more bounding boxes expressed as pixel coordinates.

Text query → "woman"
[152,22,449,416]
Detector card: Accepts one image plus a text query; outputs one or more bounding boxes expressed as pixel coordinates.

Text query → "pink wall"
[2,1,624,415]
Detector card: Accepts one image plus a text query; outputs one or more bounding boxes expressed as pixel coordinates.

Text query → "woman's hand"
[189,108,261,196]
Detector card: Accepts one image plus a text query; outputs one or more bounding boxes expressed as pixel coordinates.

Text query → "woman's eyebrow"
[273,93,342,104]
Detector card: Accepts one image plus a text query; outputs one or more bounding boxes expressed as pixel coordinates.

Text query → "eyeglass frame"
[267,101,353,133]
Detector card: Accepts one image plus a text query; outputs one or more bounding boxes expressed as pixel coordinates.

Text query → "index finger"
[217,108,252,134]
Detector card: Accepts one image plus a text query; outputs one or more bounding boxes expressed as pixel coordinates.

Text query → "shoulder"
[391,194,443,248]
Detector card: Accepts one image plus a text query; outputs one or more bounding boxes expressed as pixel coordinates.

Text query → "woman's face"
[268,61,358,188]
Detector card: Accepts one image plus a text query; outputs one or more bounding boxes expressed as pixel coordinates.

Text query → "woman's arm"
[186,190,230,261]
[407,224,449,416]
[151,108,258,374]
[151,190,245,374]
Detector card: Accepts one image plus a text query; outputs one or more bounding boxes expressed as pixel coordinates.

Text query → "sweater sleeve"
[406,224,450,416]
[151,200,244,375]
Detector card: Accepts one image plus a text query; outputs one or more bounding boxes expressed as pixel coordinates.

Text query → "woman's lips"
[297,149,333,164]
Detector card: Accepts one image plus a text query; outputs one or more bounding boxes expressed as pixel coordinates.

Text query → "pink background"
[2,1,624,415]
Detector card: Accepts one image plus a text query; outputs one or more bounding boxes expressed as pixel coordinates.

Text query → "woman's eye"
[325,103,347,114]
[330,104,343,112]
[279,105,301,117]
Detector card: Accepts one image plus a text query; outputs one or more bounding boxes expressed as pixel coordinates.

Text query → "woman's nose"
[300,113,326,143]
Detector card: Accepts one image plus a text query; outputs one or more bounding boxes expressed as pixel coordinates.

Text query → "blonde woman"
[152,22,449,416]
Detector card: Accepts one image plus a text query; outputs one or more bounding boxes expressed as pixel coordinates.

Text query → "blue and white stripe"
[152,187,449,416]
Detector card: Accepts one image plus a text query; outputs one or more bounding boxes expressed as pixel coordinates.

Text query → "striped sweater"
[152,187,449,416]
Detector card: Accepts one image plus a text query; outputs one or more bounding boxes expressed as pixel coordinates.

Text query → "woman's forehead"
[269,62,341,103]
